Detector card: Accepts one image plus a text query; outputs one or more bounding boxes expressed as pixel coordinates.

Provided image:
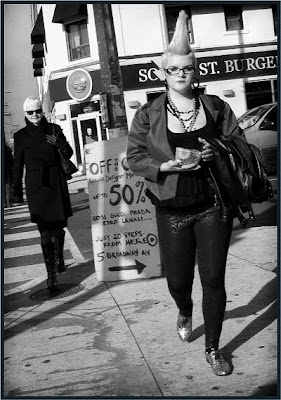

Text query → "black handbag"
[58,149,78,180]
[54,125,78,180]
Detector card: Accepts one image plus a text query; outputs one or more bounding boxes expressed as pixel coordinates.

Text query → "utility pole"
[93,4,128,138]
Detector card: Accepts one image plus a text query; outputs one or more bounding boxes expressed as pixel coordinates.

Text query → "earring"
[164,80,168,90]
[192,77,200,89]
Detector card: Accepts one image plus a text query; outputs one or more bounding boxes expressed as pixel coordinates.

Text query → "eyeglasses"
[164,66,195,76]
[25,109,42,115]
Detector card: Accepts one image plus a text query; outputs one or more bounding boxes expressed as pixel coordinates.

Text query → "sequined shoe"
[206,350,231,376]
[177,313,192,341]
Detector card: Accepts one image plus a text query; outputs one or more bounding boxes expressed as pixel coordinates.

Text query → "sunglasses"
[25,109,42,115]
[164,66,195,76]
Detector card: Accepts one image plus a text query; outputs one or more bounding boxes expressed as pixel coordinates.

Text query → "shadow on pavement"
[250,382,278,396]
[4,259,99,315]
[4,264,113,340]
[190,275,277,352]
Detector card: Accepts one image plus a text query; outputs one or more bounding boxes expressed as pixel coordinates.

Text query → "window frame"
[164,5,194,45]
[224,5,244,31]
[65,17,91,62]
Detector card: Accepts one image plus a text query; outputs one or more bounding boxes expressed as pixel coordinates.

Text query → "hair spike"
[162,10,196,69]
[167,10,192,55]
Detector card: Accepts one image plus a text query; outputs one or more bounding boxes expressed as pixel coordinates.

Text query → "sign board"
[50,49,277,102]
[84,136,162,281]
[66,68,93,101]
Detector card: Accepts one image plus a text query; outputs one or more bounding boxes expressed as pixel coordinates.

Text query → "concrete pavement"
[3,175,278,398]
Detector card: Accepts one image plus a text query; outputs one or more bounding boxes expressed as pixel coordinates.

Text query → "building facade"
[30,3,278,169]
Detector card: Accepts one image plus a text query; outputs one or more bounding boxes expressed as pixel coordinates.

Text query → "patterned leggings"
[156,204,233,349]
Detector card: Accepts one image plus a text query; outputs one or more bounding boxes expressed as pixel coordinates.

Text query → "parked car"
[237,102,277,175]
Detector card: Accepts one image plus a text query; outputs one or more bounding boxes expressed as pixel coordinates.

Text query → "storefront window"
[245,80,276,109]
[66,19,90,61]
[164,5,194,44]
[224,5,244,31]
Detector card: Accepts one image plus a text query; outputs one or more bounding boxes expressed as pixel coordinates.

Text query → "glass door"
[76,112,107,172]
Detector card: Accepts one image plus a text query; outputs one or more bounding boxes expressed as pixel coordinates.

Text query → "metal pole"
[93,4,128,138]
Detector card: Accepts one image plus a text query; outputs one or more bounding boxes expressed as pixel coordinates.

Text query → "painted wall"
[192,5,276,48]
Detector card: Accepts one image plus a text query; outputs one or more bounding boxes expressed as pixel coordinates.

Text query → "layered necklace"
[167,90,201,132]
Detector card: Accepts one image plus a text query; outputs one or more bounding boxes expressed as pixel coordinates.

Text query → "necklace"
[167,90,201,132]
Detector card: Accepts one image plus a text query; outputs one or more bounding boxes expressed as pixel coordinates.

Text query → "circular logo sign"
[66,68,93,101]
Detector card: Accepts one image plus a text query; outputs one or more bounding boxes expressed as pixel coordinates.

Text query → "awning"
[52,4,87,24]
[32,43,44,58]
[31,8,45,45]
[33,58,44,69]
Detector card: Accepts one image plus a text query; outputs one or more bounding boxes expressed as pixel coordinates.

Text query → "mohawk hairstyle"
[162,10,197,69]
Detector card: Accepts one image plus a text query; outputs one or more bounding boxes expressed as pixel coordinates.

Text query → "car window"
[259,106,277,131]
[238,104,274,130]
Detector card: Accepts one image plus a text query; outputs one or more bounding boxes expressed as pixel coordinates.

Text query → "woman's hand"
[46,134,64,148]
[198,137,213,162]
[46,134,57,146]
[160,160,198,172]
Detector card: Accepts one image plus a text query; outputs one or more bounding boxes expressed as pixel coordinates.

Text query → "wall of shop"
[192,5,275,48]
[42,5,99,77]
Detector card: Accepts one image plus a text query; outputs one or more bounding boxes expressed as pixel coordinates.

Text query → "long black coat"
[13,117,73,227]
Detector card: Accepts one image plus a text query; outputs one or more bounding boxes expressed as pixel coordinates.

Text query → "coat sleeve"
[12,131,24,202]
[53,124,73,160]
[126,107,162,182]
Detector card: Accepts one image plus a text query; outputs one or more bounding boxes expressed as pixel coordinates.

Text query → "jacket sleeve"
[53,124,73,160]
[218,97,245,139]
[12,132,24,202]
[126,107,162,182]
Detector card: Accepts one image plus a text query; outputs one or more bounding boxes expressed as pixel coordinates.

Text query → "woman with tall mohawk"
[127,10,244,376]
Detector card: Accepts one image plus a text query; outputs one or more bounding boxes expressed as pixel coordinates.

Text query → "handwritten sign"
[84,136,161,281]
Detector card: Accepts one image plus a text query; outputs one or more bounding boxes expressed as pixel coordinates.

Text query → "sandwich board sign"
[84,136,161,281]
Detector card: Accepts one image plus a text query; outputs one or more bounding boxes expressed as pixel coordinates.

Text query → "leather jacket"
[127,92,244,201]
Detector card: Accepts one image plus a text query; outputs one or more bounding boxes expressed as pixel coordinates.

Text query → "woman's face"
[163,54,196,94]
[24,101,43,126]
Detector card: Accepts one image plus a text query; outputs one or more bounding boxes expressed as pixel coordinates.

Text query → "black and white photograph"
[2,2,279,398]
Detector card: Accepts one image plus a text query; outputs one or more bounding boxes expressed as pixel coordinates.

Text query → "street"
[3,180,278,397]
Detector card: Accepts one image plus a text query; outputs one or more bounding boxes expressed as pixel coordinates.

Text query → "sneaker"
[177,313,192,341]
[206,350,231,376]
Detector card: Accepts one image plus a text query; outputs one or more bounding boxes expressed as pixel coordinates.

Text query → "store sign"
[122,50,277,90]
[66,68,93,101]
[197,51,277,81]
[50,49,277,102]
[84,136,161,282]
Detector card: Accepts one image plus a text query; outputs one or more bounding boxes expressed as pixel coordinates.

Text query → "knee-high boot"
[41,241,57,291]
[53,229,67,273]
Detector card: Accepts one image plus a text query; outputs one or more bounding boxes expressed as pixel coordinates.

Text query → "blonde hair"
[162,10,197,69]
[23,96,42,111]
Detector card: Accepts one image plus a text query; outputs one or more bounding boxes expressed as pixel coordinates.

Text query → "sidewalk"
[3,177,278,397]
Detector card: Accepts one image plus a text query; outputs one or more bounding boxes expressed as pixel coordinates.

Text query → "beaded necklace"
[167,90,201,132]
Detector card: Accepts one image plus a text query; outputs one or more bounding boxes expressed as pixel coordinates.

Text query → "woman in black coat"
[13,97,74,291]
